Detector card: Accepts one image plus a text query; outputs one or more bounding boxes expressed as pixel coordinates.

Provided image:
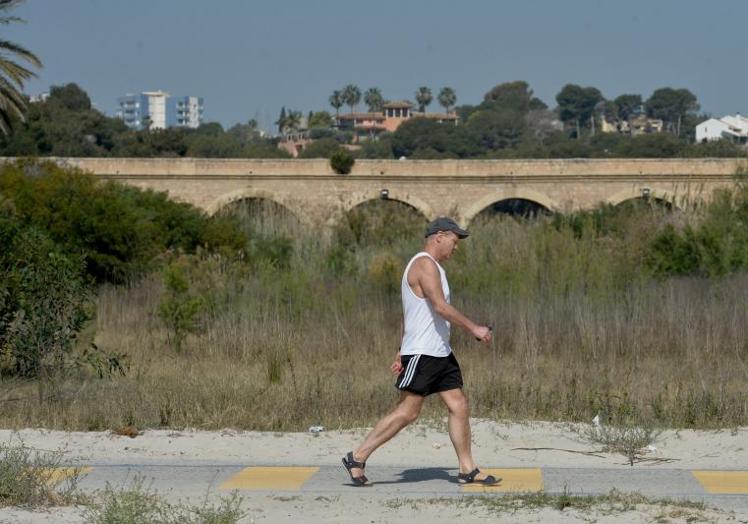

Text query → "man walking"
[342,217,499,486]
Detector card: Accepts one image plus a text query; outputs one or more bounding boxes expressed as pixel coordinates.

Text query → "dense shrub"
[299,138,341,158]
[647,185,748,276]
[0,214,91,378]
[329,148,355,174]
[0,160,246,283]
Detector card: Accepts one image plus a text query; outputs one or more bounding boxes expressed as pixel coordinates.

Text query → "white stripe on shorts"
[398,354,421,389]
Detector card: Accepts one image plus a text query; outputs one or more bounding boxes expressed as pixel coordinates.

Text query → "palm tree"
[415,87,432,113]
[437,87,457,114]
[0,0,42,135]
[364,87,384,112]
[284,110,302,133]
[342,84,361,114]
[329,90,343,118]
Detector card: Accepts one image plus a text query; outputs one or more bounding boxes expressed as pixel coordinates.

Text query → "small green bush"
[0,440,84,507]
[0,215,92,378]
[330,148,354,174]
[84,476,245,523]
[157,260,206,353]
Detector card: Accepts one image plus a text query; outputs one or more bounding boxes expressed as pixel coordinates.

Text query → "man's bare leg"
[349,391,425,479]
[439,388,492,481]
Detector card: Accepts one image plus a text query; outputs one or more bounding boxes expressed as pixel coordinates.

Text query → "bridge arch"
[343,190,435,221]
[206,188,311,224]
[462,189,558,225]
[606,188,682,210]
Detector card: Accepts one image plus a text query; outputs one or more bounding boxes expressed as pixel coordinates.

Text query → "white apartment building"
[170,96,204,128]
[116,91,204,130]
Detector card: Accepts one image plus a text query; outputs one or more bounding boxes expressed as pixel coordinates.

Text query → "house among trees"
[695,114,748,144]
[600,114,664,136]
[336,100,458,141]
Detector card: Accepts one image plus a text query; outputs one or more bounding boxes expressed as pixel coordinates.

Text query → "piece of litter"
[592,415,601,428]
[432,442,441,449]
[309,426,324,434]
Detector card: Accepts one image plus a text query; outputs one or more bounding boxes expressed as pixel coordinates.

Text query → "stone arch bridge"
[52,157,746,227]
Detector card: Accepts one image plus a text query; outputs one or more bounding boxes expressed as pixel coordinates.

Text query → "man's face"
[437,231,460,259]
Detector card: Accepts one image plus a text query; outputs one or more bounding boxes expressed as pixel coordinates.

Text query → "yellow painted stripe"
[44,467,92,486]
[220,467,319,491]
[693,471,748,494]
[461,468,543,492]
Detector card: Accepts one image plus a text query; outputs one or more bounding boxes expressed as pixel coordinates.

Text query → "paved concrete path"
[53,462,748,513]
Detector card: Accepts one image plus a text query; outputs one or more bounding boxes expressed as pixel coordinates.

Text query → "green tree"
[226,121,262,146]
[299,137,340,158]
[613,94,642,121]
[0,83,128,157]
[49,83,91,111]
[556,84,604,138]
[613,133,685,158]
[308,111,333,129]
[392,118,478,159]
[466,108,527,150]
[645,88,699,135]
[364,87,384,112]
[342,84,361,114]
[0,0,42,135]
[437,87,457,113]
[329,90,343,117]
[195,121,224,136]
[483,80,534,112]
[284,110,302,133]
[415,86,433,113]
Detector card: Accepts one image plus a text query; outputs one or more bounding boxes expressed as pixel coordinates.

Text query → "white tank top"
[400,252,452,357]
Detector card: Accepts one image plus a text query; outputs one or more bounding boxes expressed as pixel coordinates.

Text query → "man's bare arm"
[416,259,492,343]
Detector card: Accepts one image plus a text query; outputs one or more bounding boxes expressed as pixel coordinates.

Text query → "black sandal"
[457,468,501,485]
[341,451,368,486]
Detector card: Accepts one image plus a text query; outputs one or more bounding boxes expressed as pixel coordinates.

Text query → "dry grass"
[0,201,747,431]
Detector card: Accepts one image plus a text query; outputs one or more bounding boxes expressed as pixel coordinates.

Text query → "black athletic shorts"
[395,353,463,396]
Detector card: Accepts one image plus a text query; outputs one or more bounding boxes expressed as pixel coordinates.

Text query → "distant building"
[629,115,664,136]
[335,100,458,141]
[29,92,49,103]
[695,114,748,144]
[600,114,663,136]
[168,96,204,129]
[117,91,203,130]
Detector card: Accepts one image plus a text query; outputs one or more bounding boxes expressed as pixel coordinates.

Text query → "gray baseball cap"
[425,217,470,239]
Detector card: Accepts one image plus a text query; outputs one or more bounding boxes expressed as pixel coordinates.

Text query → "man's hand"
[472,325,493,343]
[390,353,403,375]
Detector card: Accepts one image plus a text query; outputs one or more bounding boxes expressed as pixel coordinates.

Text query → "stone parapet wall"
[50,157,745,179]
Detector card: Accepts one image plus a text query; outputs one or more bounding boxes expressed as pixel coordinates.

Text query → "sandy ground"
[2,419,746,468]
[1,420,747,523]
[1,498,743,524]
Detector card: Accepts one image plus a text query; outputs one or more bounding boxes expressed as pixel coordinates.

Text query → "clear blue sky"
[6,0,747,132]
